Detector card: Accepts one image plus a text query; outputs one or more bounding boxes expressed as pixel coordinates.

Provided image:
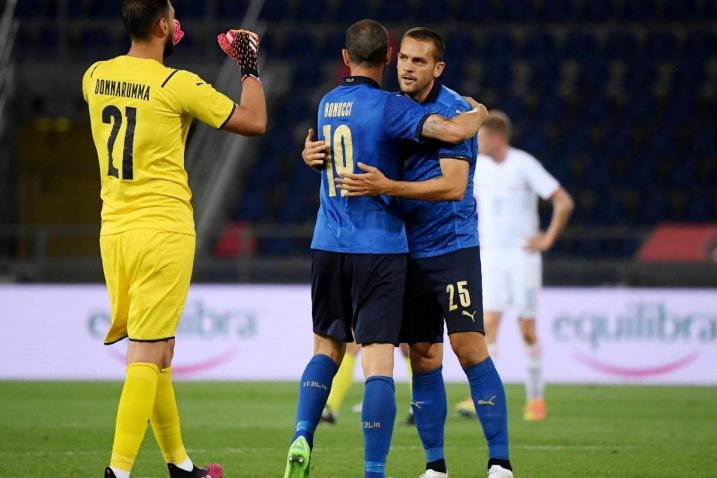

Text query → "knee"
[450,333,488,369]
[409,343,442,373]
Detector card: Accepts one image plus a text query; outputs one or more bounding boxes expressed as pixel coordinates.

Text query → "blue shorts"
[311,250,407,345]
[400,246,485,344]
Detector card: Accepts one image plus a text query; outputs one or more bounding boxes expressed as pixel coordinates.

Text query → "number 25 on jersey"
[323,124,354,197]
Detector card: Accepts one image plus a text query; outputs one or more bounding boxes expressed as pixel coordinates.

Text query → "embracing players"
[285,20,487,478]
[82,1,266,476]
[311,27,514,478]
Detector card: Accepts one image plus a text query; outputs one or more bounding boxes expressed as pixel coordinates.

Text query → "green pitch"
[1,381,716,477]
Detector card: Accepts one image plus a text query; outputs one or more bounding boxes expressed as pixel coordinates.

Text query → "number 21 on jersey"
[102,105,136,180]
[323,124,354,197]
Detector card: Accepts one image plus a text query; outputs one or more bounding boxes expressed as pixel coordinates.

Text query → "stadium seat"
[453,0,494,22]
[521,32,557,60]
[528,57,562,91]
[482,32,516,60]
[217,0,251,18]
[576,0,613,21]
[494,0,534,21]
[415,1,448,22]
[683,30,717,60]
[480,59,514,91]
[643,31,679,60]
[563,32,598,60]
[619,0,656,21]
[603,31,639,61]
[259,0,287,21]
[535,0,573,22]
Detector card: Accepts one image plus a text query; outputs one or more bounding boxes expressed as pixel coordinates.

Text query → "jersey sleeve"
[81,61,102,103]
[164,70,236,129]
[524,154,560,199]
[383,93,434,142]
[435,103,472,161]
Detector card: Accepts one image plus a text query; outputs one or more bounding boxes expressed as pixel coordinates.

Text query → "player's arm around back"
[421,98,488,144]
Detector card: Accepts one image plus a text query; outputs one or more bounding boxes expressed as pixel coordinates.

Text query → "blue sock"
[411,366,447,467]
[362,376,396,478]
[464,357,510,461]
[291,354,338,449]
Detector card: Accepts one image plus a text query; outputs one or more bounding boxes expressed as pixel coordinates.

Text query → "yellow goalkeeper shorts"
[100,229,195,344]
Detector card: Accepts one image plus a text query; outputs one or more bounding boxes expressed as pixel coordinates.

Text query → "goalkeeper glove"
[217,29,260,82]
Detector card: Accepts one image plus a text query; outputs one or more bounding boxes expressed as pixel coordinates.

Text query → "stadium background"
[0,0,716,476]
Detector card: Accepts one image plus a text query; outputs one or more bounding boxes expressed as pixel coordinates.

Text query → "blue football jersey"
[311,76,433,254]
[401,81,479,259]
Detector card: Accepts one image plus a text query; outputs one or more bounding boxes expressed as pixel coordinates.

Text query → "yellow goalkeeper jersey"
[82,55,236,236]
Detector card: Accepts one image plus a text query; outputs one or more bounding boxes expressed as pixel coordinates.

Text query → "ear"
[386,46,393,64]
[341,49,351,67]
[434,61,446,79]
[155,16,169,39]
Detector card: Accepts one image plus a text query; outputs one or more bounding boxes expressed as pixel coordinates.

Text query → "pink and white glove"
[217,29,260,81]
[172,19,184,46]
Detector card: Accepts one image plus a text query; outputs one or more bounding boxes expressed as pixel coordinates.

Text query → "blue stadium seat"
[577,0,613,21]
[683,189,715,222]
[536,93,568,124]
[623,94,655,123]
[217,0,251,18]
[575,59,608,94]
[377,0,409,22]
[603,31,639,60]
[496,95,526,121]
[660,0,697,21]
[619,0,656,21]
[636,189,667,224]
[292,0,330,22]
[415,1,448,22]
[556,127,590,155]
[624,59,656,94]
[663,95,696,125]
[691,130,716,156]
[535,0,573,22]
[172,0,205,19]
[453,0,493,21]
[445,32,476,61]
[683,30,717,60]
[482,32,515,59]
[521,32,557,60]
[291,60,324,89]
[333,0,372,22]
[516,128,550,156]
[495,0,534,21]
[701,0,717,19]
[480,59,513,91]
[259,0,287,21]
[563,32,598,60]
[623,155,655,189]
[528,57,562,91]
[643,31,679,60]
[597,126,631,156]
[671,59,706,91]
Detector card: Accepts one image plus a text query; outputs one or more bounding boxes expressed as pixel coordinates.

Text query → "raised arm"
[218,29,267,135]
[336,158,469,201]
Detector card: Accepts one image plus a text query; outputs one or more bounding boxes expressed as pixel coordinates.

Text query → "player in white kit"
[456,111,574,420]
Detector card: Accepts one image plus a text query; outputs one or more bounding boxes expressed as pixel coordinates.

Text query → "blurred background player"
[328,27,513,478]
[284,19,487,478]
[455,111,574,421]
[82,1,266,477]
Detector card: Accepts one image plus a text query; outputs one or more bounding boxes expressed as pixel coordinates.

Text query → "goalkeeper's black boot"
[168,463,223,478]
[104,468,116,478]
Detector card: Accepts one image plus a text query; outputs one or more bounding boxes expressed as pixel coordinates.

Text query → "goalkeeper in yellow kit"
[81,1,266,477]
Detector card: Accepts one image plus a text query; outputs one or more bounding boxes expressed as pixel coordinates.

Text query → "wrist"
[381,179,397,196]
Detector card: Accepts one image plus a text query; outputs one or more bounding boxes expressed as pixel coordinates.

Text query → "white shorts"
[481,249,542,318]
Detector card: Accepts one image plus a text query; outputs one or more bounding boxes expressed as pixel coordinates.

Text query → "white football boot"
[487,464,514,477]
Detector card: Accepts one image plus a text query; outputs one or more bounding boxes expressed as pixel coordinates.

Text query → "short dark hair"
[402,27,445,62]
[483,110,512,140]
[121,0,170,40]
[345,19,389,66]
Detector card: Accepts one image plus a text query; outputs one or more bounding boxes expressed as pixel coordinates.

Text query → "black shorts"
[400,246,485,344]
[311,250,407,345]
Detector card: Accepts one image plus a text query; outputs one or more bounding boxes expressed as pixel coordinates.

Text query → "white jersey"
[474,147,559,252]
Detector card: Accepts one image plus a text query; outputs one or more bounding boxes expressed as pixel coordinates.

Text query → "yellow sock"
[150,367,189,465]
[325,353,356,412]
[110,362,160,472]
[404,355,413,391]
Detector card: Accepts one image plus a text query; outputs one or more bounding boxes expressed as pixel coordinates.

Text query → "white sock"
[110,468,130,478]
[524,342,544,401]
[175,456,194,472]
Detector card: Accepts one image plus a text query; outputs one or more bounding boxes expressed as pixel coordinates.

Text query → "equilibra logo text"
[552,301,716,378]
[87,298,258,377]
